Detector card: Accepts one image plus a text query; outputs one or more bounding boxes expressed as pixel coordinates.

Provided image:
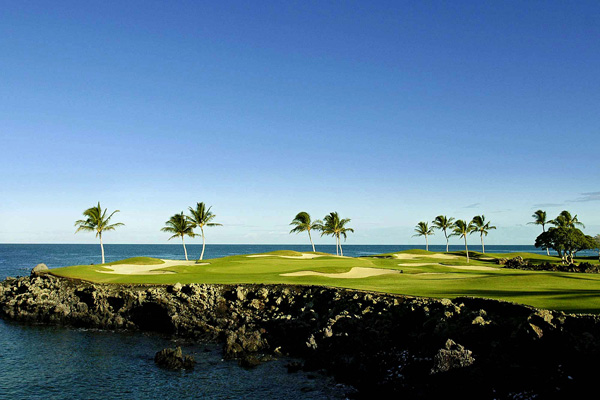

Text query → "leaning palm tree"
[187,202,222,261]
[316,212,354,256]
[74,202,124,264]
[528,210,550,255]
[550,210,585,229]
[432,215,455,252]
[470,215,496,254]
[289,211,320,252]
[161,212,196,261]
[451,219,475,263]
[413,221,435,251]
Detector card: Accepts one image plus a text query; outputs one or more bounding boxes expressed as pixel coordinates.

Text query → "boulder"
[430,339,475,374]
[31,263,49,277]
[154,346,196,370]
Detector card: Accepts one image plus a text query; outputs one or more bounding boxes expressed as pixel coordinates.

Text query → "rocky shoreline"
[2,271,600,398]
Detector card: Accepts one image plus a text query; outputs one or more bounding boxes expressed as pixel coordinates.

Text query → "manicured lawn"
[50,250,600,314]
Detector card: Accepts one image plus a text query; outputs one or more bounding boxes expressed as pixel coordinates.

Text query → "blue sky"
[1,1,598,245]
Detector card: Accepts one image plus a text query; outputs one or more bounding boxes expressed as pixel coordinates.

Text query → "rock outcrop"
[1,273,600,398]
[154,346,196,370]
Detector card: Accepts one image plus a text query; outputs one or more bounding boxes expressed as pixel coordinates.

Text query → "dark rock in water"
[238,354,261,369]
[31,263,49,277]
[154,346,196,370]
[430,339,475,374]
[286,361,303,373]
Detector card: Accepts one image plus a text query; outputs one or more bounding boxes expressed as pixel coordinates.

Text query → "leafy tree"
[161,212,196,261]
[289,211,320,252]
[535,227,595,264]
[592,234,600,261]
[74,202,124,264]
[413,221,435,251]
[432,215,455,252]
[528,209,549,255]
[470,215,496,254]
[451,219,475,263]
[315,212,354,256]
[187,202,222,261]
[550,210,585,229]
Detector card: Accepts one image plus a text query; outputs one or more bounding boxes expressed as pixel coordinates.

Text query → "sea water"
[0,243,584,399]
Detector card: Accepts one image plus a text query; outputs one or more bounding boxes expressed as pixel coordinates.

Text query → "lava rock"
[430,339,475,374]
[154,346,196,370]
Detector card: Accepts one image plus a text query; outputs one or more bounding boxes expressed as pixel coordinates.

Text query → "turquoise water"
[0,243,584,399]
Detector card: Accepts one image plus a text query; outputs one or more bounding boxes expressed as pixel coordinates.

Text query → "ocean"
[0,243,583,399]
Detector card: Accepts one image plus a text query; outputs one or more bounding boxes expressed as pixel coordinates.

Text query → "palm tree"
[550,210,585,229]
[413,221,435,251]
[451,219,475,263]
[528,210,549,255]
[315,212,354,256]
[74,202,124,264]
[289,211,320,252]
[187,202,222,261]
[470,215,496,254]
[161,212,196,261]
[432,215,455,252]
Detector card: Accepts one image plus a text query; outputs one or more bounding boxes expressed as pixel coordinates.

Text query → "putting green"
[49,250,600,314]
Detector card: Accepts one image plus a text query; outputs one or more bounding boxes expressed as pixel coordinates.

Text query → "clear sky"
[1,1,598,245]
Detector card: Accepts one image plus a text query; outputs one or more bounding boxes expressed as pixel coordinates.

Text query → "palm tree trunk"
[182,237,188,261]
[100,233,105,264]
[335,235,339,256]
[308,230,315,253]
[481,234,485,254]
[444,231,449,253]
[464,236,469,263]
[339,234,344,256]
[543,225,549,255]
[199,226,206,261]
[425,235,429,251]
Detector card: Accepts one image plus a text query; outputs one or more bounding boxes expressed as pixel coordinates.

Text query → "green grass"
[49,250,600,314]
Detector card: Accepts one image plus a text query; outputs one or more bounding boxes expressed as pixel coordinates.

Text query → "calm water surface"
[0,243,578,399]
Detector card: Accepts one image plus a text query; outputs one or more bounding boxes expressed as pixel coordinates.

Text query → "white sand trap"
[98,259,208,275]
[281,267,400,279]
[247,253,325,259]
[393,253,461,260]
[446,265,499,271]
[397,262,443,267]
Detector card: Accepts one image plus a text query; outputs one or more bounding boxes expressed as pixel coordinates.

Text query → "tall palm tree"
[187,202,222,261]
[451,219,475,263]
[432,215,455,252]
[161,212,196,261]
[413,221,435,251]
[289,211,320,252]
[528,210,549,255]
[550,210,585,229]
[470,215,496,254]
[315,212,354,256]
[74,202,124,264]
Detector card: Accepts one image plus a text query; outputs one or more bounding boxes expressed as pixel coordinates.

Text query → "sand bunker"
[247,253,325,259]
[281,267,400,279]
[98,259,208,275]
[393,253,461,260]
[397,262,499,271]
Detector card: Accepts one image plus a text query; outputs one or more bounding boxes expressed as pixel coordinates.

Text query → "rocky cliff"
[2,272,600,398]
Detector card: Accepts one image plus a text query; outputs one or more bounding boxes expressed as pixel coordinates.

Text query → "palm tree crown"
[528,209,549,255]
[161,212,196,261]
[187,202,222,261]
[550,210,585,229]
[315,212,354,256]
[74,202,124,264]
[470,215,496,254]
[451,219,475,262]
[413,221,435,251]
[289,211,320,252]
[432,215,455,252]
